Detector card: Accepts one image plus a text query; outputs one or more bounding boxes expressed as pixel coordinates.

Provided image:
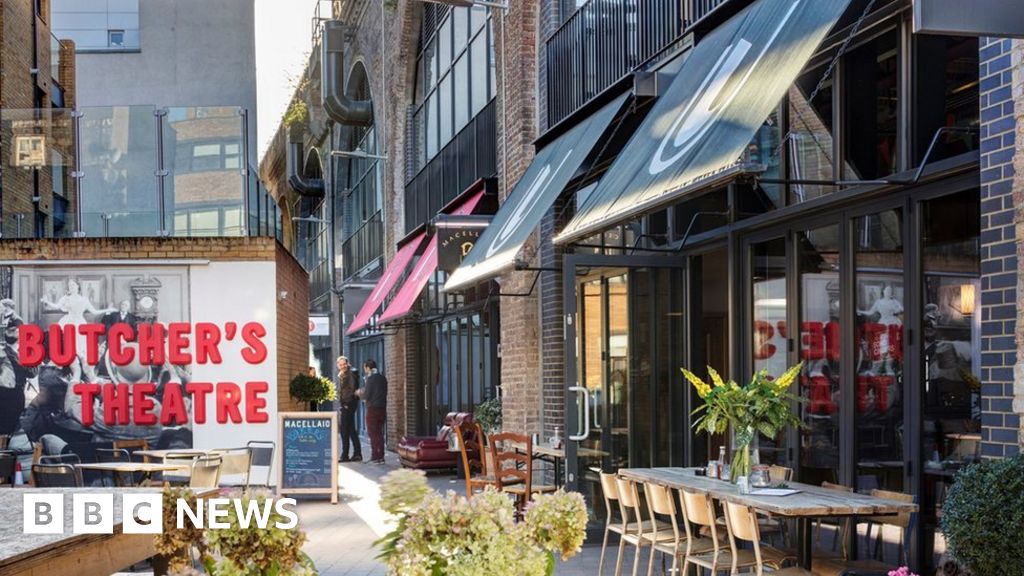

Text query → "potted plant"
[376,469,587,576]
[289,373,337,411]
[941,454,1024,576]
[474,396,502,436]
[682,364,803,484]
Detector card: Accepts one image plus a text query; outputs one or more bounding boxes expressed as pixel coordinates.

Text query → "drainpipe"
[287,140,325,197]
[321,20,372,127]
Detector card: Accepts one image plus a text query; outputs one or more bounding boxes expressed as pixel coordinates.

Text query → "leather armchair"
[398,412,476,471]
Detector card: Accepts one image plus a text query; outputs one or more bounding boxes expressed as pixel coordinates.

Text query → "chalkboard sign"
[277,412,338,504]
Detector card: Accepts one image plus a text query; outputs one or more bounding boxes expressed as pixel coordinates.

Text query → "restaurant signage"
[435,215,492,273]
[277,412,338,503]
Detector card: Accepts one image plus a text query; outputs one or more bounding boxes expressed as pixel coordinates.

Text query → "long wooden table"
[76,462,192,486]
[0,487,212,576]
[619,467,918,569]
[510,443,609,487]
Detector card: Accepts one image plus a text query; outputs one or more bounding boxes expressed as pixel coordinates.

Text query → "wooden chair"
[769,464,793,483]
[598,472,625,576]
[96,448,133,487]
[189,456,222,489]
[643,482,688,576]
[247,441,275,487]
[723,500,805,576]
[113,438,149,462]
[614,476,672,576]
[162,451,200,485]
[811,489,916,576]
[32,463,82,487]
[489,432,554,515]
[679,485,770,573]
[456,421,493,498]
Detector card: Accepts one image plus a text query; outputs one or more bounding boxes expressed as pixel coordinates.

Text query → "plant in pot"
[682,364,803,485]
[474,396,502,437]
[376,469,587,576]
[289,373,337,411]
[941,453,1024,576]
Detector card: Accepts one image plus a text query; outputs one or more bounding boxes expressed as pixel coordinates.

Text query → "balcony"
[0,106,279,240]
[341,211,383,282]
[545,0,730,127]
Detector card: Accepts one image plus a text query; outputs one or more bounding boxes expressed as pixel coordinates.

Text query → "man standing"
[361,359,387,463]
[336,356,362,462]
[101,299,139,338]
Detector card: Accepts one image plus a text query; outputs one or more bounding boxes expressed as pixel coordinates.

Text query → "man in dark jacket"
[336,356,362,462]
[361,359,387,463]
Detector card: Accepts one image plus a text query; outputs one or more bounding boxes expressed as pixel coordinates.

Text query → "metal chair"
[218,447,253,488]
[162,451,200,485]
[644,481,687,576]
[680,488,765,575]
[32,463,82,487]
[189,456,222,489]
[246,441,275,487]
[96,448,133,487]
[40,453,81,466]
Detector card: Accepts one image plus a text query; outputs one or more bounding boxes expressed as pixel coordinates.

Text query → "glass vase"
[730,427,755,483]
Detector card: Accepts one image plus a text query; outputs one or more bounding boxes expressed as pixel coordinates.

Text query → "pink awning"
[376,188,486,325]
[345,232,427,335]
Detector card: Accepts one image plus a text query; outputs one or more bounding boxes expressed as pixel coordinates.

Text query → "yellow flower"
[708,366,727,388]
[772,363,803,394]
[681,368,712,398]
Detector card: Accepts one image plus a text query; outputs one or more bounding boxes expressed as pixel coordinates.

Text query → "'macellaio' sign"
[17,321,270,427]
[435,215,492,273]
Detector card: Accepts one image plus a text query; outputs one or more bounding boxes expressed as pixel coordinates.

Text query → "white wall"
[189,261,277,479]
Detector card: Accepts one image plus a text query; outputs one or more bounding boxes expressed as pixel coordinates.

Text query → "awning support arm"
[679,211,730,249]
[491,269,544,298]
[759,126,979,188]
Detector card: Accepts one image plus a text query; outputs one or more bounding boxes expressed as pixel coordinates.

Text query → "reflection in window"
[744,109,783,209]
[920,189,980,567]
[914,36,979,165]
[797,225,841,485]
[788,67,837,203]
[751,238,788,466]
[855,208,904,494]
[844,29,899,180]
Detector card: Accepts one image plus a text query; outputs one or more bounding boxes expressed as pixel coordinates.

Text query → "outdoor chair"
[613,476,673,576]
[39,453,81,466]
[219,447,253,488]
[597,472,636,576]
[0,451,16,486]
[723,500,805,576]
[680,488,767,575]
[456,421,493,498]
[96,447,133,487]
[247,441,275,487]
[811,489,916,576]
[643,481,689,576]
[489,432,554,516]
[113,438,150,462]
[189,455,222,489]
[814,481,855,559]
[32,463,82,487]
[162,451,200,485]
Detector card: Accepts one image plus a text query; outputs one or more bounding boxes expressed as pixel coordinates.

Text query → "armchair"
[398,412,476,471]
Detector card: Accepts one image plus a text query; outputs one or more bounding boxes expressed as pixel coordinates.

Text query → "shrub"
[203,490,316,575]
[289,373,336,406]
[941,454,1024,576]
[474,396,502,434]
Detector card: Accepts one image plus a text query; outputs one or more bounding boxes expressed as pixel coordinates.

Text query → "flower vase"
[731,427,755,484]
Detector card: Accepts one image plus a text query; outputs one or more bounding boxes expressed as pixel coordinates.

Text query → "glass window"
[914,36,979,165]
[108,29,125,47]
[470,32,489,116]
[423,39,437,92]
[426,92,438,159]
[453,9,468,56]
[789,66,837,203]
[744,109,783,210]
[854,208,904,493]
[797,224,842,485]
[844,29,900,180]
[439,18,452,71]
[751,237,789,466]
[471,6,487,32]
[453,54,469,132]
[920,189,980,568]
[439,74,453,144]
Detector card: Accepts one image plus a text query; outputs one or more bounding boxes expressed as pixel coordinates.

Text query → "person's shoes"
[350,456,363,463]
[372,458,385,464]
[339,456,350,463]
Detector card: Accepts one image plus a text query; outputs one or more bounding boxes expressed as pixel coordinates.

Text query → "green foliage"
[283,99,308,130]
[941,454,1024,576]
[682,364,803,479]
[474,396,502,434]
[289,373,336,405]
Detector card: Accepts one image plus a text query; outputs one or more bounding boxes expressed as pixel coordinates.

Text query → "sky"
[254,0,322,160]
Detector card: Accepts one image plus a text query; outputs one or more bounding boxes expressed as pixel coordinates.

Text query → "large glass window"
[751,237,789,466]
[412,5,495,170]
[844,29,900,180]
[788,66,837,203]
[854,208,905,493]
[914,36,979,165]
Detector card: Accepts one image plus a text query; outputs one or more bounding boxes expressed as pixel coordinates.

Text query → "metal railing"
[0,105,275,239]
[545,0,729,127]
[341,211,383,281]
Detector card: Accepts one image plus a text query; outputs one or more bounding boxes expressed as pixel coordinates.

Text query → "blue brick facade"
[978,37,1020,458]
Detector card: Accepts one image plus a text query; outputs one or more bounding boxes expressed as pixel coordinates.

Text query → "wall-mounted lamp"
[960,283,975,316]
[279,290,289,302]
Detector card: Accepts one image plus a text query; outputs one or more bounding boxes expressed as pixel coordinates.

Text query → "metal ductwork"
[287,142,325,197]
[321,20,373,127]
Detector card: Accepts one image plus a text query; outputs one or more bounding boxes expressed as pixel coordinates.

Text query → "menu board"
[277,412,338,504]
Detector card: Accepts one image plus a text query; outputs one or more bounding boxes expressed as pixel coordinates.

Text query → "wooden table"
[76,462,191,486]
[511,443,609,487]
[619,467,918,569]
[0,487,209,576]
[134,448,222,461]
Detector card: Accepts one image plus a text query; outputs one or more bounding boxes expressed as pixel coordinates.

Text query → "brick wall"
[979,37,1021,458]
[495,1,542,436]
[0,237,310,413]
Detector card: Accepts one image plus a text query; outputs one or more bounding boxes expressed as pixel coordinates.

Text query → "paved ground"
[303,439,627,576]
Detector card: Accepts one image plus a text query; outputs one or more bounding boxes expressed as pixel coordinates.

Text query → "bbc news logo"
[23,493,299,534]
